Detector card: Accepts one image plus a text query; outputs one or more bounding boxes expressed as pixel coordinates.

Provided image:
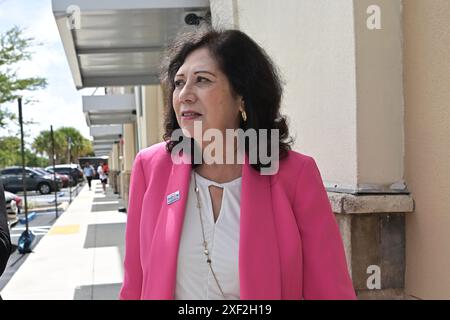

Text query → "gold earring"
[241,110,247,122]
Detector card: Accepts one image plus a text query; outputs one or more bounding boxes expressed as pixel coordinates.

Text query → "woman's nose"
[178,82,197,104]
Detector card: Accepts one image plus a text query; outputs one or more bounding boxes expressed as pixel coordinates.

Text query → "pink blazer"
[119,142,356,300]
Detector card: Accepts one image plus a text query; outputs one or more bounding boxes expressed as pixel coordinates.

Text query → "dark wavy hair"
[160,26,293,172]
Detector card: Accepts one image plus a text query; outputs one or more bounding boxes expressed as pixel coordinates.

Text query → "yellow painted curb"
[48,224,80,235]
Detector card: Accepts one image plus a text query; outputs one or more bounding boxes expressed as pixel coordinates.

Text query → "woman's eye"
[174,80,184,88]
[197,76,210,83]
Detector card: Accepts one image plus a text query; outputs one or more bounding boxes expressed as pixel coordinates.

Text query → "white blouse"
[175,171,242,300]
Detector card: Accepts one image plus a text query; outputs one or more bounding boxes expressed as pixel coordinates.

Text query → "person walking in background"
[0,182,12,300]
[83,162,95,191]
[102,162,109,176]
[97,162,107,193]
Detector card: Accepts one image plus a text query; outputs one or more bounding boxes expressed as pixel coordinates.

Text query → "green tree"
[0,26,47,126]
[0,135,48,168]
[32,127,94,164]
[32,129,66,163]
[58,127,94,162]
[0,136,20,166]
[24,150,48,167]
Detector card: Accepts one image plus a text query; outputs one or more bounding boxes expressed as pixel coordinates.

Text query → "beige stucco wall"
[403,0,450,299]
[212,0,404,191]
[137,85,165,150]
[210,0,239,28]
[353,0,404,187]
[122,123,136,171]
[217,0,358,189]
[110,143,119,171]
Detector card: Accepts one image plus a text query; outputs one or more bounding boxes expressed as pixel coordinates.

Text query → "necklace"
[192,171,227,299]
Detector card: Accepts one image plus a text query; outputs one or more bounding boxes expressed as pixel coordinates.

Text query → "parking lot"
[13,184,83,209]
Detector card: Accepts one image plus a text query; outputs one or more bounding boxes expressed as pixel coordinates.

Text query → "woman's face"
[172,47,242,144]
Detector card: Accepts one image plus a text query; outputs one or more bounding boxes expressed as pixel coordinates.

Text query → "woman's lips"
[181,111,202,120]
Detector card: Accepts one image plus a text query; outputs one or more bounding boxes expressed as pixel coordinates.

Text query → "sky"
[0,0,100,144]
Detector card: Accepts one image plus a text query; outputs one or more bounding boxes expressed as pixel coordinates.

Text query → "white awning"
[52,0,210,89]
[83,94,136,125]
[93,143,114,150]
[93,142,114,156]
[90,125,123,142]
[91,125,122,156]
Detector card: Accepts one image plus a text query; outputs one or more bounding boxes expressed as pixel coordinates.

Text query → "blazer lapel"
[148,151,192,299]
[239,155,282,299]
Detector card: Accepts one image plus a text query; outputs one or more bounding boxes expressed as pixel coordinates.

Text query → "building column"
[210,0,240,29]
[121,123,136,205]
[109,143,120,194]
[136,85,165,150]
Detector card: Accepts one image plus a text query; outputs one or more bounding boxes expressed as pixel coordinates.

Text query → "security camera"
[184,13,202,25]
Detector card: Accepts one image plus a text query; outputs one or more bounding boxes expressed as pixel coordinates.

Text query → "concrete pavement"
[0,180,127,300]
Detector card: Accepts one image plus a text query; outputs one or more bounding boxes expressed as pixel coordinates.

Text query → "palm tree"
[32,127,94,164]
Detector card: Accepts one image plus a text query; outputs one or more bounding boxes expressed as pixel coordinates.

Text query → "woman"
[120,27,356,300]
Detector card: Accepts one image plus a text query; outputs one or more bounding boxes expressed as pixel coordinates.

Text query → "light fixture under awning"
[52,0,210,89]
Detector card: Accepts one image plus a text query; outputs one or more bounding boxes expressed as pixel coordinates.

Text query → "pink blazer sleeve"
[119,152,145,300]
[293,157,356,300]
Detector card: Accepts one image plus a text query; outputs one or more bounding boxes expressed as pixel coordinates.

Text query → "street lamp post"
[17,97,35,254]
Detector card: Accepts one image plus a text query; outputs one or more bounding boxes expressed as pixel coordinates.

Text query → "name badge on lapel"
[167,190,180,205]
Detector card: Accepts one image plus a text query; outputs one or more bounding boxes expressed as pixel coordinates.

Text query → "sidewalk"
[0,180,127,300]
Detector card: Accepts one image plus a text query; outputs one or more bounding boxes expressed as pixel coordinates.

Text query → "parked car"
[33,167,70,188]
[0,166,62,195]
[4,190,21,228]
[45,164,84,186]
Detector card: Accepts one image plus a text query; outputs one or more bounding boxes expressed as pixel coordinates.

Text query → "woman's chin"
[180,127,194,138]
